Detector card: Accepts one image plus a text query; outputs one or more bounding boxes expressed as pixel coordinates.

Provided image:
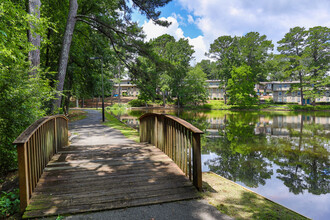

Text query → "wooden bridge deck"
[23,143,199,218]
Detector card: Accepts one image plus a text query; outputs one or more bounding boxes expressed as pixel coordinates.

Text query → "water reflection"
[112,109,330,219]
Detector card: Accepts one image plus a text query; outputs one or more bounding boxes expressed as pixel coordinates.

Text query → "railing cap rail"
[139,113,204,134]
[13,115,68,145]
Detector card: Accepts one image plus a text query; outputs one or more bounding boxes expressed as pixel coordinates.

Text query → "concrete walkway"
[64,109,232,220]
[69,109,135,145]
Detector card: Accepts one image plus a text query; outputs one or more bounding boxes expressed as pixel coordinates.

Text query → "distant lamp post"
[90,57,105,122]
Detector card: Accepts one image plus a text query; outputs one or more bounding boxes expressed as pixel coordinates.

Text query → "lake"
[111,108,330,220]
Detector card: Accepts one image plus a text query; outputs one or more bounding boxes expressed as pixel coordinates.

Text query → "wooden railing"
[139,113,203,191]
[13,115,68,212]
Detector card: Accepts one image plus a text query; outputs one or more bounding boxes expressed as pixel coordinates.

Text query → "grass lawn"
[68,109,87,122]
[202,172,309,220]
[103,111,139,142]
[188,100,330,111]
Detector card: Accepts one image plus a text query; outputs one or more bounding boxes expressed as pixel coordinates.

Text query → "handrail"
[139,113,203,191]
[13,115,68,212]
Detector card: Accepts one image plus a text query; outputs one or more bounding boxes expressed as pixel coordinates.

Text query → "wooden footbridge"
[13,113,203,218]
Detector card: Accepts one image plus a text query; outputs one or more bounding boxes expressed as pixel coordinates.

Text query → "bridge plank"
[23,143,199,218]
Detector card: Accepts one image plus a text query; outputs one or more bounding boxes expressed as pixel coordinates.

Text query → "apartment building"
[112,79,225,100]
[112,79,139,97]
[207,80,224,99]
[257,81,330,104]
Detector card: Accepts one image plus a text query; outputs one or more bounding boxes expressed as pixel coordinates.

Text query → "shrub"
[128,99,145,107]
[0,189,20,218]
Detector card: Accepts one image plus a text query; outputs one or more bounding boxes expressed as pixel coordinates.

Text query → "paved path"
[63,109,232,220]
[69,109,135,145]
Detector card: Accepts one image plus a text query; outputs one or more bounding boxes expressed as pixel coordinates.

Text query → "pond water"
[112,108,330,220]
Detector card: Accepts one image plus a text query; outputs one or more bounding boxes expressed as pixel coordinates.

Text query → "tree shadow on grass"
[217,191,307,220]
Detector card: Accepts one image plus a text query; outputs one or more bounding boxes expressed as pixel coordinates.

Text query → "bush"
[264,97,273,104]
[128,99,145,107]
[0,189,20,218]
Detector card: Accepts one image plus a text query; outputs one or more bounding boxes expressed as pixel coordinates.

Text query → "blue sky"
[132,0,330,64]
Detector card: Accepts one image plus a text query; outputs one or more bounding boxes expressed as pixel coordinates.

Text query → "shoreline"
[129,106,330,112]
[203,171,310,219]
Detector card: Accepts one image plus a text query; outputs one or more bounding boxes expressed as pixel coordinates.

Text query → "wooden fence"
[13,115,68,212]
[139,113,203,191]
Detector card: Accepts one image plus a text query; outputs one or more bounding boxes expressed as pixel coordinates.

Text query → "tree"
[196,59,218,79]
[27,0,41,75]
[53,0,78,111]
[277,27,307,105]
[132,34,194,107]
[182,66,209,106]
[208,33,273,104]
[238,32,274,82]
[0,1,54,175]
[227,65,257,106]
[52,0,172,111]
[208,35,240,104]
[278,26,330,105]
[304,26,330,105]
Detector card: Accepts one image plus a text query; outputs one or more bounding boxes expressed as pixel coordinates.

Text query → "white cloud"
[142,16,209,63]
[142,0,330,63]
[142,17,184,41]
[187,15,194,24]
[178,0,330,45]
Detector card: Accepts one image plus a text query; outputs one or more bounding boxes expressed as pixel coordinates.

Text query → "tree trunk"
[224,89,227,104]
[162,91,166,107]
[52,0,78,112]
[76,98,79,108]
[299,71,304,106]
[63,92,71,116]
[27,0,41,75]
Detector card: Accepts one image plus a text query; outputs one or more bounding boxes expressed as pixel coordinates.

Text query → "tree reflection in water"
[202,112,330,195]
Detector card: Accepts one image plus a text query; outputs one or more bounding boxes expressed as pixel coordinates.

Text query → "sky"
[132,0,330,65]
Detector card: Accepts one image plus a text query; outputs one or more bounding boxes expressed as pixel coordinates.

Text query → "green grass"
[202,172,309,220]
[287,104,330,111]
[103,111,139,142]
[68,109,87,122]
[186,100,330,112]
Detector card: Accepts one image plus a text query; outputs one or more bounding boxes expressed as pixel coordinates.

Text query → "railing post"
[154,115,158,147]
[17,143,30,213]
[54,118,57,153]
[192,133,202,191]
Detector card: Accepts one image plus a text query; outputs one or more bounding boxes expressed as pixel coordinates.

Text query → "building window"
[292,92,295,96]
[279,92,282,96]
[298,91,301,95]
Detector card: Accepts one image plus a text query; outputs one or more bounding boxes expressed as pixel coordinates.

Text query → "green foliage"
[196,59,218,79]
[128,99,145,107]
[131,34,195,106]
[277,26,330,105]
[208,32,273,103]
[227,66,257,106]
[0,1,55,175]
[0,189,20,218]
[182,66,209,106]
